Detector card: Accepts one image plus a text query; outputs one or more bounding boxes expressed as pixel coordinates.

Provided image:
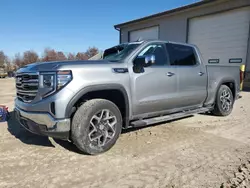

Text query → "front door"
[129,43,178,117]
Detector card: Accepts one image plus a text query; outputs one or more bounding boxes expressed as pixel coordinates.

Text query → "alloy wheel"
[88,109,117,147]
[220,89,232,112]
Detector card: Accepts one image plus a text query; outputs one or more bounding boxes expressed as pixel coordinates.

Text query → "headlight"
[40,70,72,98]
[43,74,54,88]
[57,70,72,90]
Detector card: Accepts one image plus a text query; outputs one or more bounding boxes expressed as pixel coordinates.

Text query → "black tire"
[71,99,122,155]
[211,85,234,116]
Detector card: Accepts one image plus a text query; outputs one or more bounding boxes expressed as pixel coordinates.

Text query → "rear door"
[166,43,207,109]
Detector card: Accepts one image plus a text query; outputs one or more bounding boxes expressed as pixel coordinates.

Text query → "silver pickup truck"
[15,40,240,155]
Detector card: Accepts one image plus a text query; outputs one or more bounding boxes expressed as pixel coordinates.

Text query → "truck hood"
[16,60,120,73]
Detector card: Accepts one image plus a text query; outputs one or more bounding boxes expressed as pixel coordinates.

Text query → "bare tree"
[0,51,6,68]
[0,46,101,70]
[13,53,24,68]
[67,53,76,60]
[12,65,18,71]
[57,51,67,61]
[23,51,39,65]
[42,48,58,62]
[5,58,12,72]
[85,47,99,59]
[76,52,88,60]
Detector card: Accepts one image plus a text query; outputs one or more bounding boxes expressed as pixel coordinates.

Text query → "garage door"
[188,7,250,65]
[129,26,159,42]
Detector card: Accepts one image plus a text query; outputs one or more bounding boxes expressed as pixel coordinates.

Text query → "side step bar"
[131,107,211,128]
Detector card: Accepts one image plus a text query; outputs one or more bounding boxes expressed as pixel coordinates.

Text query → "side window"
[166,43,197,66]
[137,44,168,66]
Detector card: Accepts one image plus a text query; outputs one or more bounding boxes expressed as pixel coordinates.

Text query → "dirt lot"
[1,78,250,188]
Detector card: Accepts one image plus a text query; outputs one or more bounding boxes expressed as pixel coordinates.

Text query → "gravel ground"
[0,78,250,188]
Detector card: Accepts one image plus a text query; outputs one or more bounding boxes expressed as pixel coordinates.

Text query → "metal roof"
[114,0,217,29]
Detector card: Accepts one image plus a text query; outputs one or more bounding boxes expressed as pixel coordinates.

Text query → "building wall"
[119,0,250,43]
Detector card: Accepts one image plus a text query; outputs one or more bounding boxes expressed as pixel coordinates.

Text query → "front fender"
[65,84,130,128]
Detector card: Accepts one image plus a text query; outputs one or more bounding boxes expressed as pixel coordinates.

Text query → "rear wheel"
[211,85,234,116]
[71,99,122,155]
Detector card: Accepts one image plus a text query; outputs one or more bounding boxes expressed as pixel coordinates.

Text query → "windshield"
[103,43,141,61]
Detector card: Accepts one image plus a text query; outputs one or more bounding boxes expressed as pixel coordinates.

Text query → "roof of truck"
[125,39,197,48]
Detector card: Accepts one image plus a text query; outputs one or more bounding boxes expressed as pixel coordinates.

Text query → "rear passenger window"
[166,43,197,66]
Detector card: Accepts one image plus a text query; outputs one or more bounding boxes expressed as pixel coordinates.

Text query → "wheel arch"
[214,78,237,103]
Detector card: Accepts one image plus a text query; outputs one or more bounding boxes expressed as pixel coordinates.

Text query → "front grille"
[16,73,39,103]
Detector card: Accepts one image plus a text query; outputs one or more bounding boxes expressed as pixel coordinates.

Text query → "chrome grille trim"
[16,90,38,95]
[16,73,39,103]
[21,79,39,83]
[16,84,38,89]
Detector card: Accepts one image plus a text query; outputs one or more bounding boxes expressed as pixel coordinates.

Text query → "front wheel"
[211,85,234,116]
[71,99,122,155]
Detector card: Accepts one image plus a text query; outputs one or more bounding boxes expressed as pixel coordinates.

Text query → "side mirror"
[134,54,156,67]
[144,54,156,67]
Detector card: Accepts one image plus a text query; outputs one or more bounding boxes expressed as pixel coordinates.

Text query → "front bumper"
[15,106,71,140]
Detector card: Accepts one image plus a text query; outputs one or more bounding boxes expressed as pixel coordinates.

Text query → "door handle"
[198,72,204,76]
[166,72,175,77]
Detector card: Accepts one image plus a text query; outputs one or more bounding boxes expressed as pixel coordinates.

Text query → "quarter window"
[166,43,197,66]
